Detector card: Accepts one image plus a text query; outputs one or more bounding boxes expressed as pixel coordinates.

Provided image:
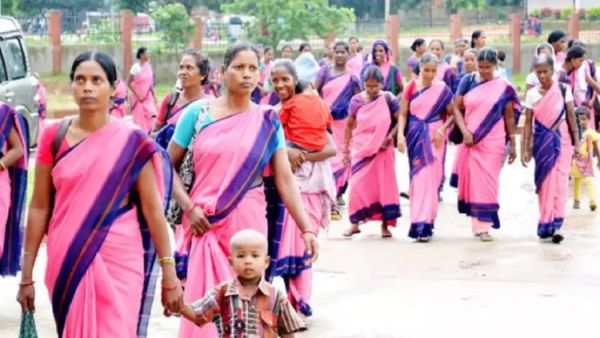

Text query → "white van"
[0,16,39,146]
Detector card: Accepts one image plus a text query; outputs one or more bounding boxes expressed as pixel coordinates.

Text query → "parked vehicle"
[0,16,39,146]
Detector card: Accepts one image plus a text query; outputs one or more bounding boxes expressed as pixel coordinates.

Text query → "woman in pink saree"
[270,59,336,318]
[315,41,362,216]
[154,50,213,149]
[128,47,157,133]
[347,37,364,77]
[34,74,47,132]
[521,54,579,243]
[167,44,319,338]
[450,48,520,242]
[342,65,401,238]
[110,79,127,118]
[0,103,27,276]
[397,53,454,242]
[17,51,183,338]
[429,40,457,93]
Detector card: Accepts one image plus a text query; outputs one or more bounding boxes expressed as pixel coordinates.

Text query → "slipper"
[381,231,393,238]
[343,229,361,237]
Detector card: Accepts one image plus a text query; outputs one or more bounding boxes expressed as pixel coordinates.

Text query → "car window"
[0,52,7,83]
[1,38,27,80]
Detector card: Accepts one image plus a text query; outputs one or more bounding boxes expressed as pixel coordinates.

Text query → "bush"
[588,7,600,20]
[152,3,194,51]
[552,9,562,19]
[560,8,573,20]
[531,9,541,18]
[540,7,553,18]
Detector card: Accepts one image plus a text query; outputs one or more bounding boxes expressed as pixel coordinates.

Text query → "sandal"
[331,209,342,221]
[381,224,392,238]
[417,236,430,243]
[343,227,361,237]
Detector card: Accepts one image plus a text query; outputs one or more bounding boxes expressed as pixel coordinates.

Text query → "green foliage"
[1,0,20,15]
[222,0,355,48]
[152,3,195,51]
[448,0,486,10]
[588,7,600,20]
[18,0,102,15]
[116,0,148,14]
[560,8,573,20]
[83,18,119,44]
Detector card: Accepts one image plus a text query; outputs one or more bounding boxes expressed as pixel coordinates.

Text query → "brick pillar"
[386,15,399,64]
[120,10,134,78]
[450,15,462,42]
[191,15,204,49]
[568,13,580,39]
[510,14,521,74]
[47,10,62,75]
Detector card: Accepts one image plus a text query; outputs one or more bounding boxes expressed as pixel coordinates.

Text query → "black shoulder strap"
[165,91,181,121]
[52,118,71,163]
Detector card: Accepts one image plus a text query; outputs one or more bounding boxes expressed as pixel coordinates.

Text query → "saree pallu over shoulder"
[407,82,453,179]
[46,121,172,338]
[0,104,29,276]
[464,78,521,144]
[154,99,200,149]
[321,70,361,120]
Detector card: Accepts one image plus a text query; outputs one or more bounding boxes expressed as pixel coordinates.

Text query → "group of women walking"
[0,26,597,338]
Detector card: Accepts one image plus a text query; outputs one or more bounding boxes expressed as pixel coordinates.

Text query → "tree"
[116,0,148,13]
[1,0,20,15]
[18,0,103,15]
[222,0,355,49]
[152,3,194,51]
[160,0,233,14]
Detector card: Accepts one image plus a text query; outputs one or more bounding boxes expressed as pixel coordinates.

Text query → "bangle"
[183,204,196,216]
[436,129,445,136]
[0,160,5,171]
[159,256,176,265]
[509,135,516,139]
[161,279,180,291]
[19,280,35,287]
[302,230,317,236]
[23,251,36,257]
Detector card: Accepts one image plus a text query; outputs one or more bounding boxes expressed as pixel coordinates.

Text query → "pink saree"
[348,93,401,225]
[435,62,457,94]
[44,120,172,338]
[450,76,520,233]
[319,68,361,194]
[347,53,364,77]
[0,103,28,276]
[131,62,157,133]
[531,82,573,238]
[406,81,453,238]
[275,159,335,316]
[110,80,128,118]
[177,107,284,338]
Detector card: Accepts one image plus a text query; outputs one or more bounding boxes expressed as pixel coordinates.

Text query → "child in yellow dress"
[572,107,600,211]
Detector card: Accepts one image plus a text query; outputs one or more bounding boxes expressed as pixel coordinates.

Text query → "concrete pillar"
[510,14,521,74]
[386,14,399,64]
[191,15,204,49]
[120,10,134,78]
[568,13,580,39]
[450,15,462,42]
[47,10,62,75]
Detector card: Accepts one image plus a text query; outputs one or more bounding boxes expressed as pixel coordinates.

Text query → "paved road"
[1,143,599,338]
